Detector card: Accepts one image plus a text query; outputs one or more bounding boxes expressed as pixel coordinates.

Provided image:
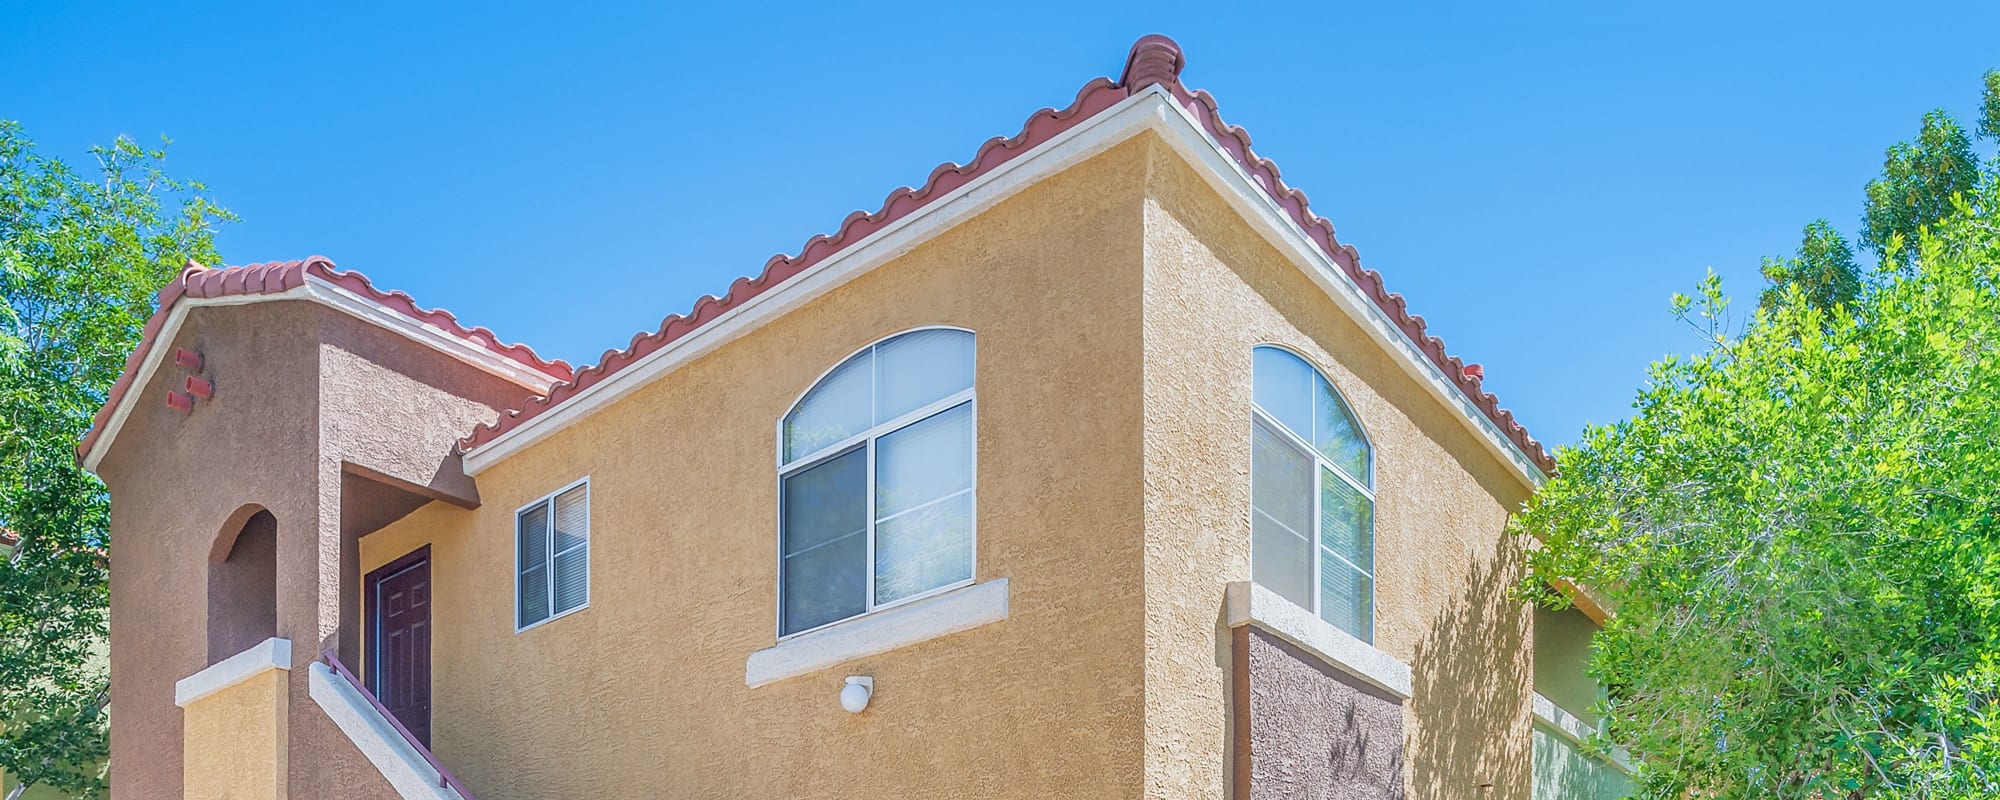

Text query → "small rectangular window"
[517,479,589,630]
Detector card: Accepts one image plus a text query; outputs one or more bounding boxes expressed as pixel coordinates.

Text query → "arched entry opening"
[208,505,278,665]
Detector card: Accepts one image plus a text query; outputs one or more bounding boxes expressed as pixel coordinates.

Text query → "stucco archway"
[207,504,278,665]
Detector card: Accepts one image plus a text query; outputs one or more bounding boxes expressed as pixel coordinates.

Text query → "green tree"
[1860,109,1981,270]
[1517,153,2000,799]
[1979,70,2000,145]
[0,120,230,798]
[1758,219,1862,313]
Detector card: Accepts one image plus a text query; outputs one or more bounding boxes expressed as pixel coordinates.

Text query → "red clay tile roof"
[459,35,1553,472]
[77,257,573,463]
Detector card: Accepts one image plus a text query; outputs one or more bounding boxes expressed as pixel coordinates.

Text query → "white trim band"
[1532,692,1634,774]
[746,578,1009,688]
[1225,581,1412,700]
[174,637,292,707]
[309,662,467,800]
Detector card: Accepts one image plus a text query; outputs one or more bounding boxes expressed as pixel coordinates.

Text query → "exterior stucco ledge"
[1224,581,1412,699]
[309,662,468,800]
[174,637,292,708]
[746,579,1010,687]
[1533,692,1634,774]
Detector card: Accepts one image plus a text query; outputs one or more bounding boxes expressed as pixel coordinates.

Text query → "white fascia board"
[79,278,555,475]
[461,87,1545,487]
[1225,581,1413,700]
[174,637,292,707]
[745,578,1009,688]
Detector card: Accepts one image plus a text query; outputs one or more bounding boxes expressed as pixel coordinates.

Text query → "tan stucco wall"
[100,301,531,800]
[182,668,287,800]
[1534,606,1601,724]
[359,138,1155,799]
[1137,138,1537,799]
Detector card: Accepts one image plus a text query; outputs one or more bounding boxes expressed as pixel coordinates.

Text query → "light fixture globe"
[840,676,873,713]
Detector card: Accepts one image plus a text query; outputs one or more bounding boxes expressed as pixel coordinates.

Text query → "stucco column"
[175,638,291,800]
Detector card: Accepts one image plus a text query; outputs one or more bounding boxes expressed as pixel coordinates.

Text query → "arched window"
[1251,345,1375,642]
[779,328,975,636]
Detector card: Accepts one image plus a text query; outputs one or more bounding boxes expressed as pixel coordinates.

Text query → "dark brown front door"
[366,546,432,746]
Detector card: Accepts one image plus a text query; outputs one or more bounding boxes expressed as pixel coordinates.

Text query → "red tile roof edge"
[76,257,575,463]
[459,34,1550,473]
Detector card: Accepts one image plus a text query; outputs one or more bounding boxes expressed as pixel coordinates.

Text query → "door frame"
[362,544,431,698]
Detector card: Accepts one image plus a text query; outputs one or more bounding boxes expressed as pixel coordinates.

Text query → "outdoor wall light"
[841,676,874,713]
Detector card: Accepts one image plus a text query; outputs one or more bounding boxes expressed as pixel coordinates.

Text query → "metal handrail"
[320,649,474,798]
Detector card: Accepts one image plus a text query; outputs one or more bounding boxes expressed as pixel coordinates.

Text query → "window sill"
[1224,581,1412,700]
[745,578,1009,687]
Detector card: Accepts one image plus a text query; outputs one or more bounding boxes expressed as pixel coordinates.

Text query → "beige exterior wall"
[99,300,529,800]
[359,137,1156,799]
[181,668,288,800]
[1137,139,1537,799]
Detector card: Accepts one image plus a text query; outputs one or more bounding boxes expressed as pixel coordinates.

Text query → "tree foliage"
[1759,219,1862,314]
[1519,75,2000,799]
[1762,72,2000,316]
[0,120,229,797]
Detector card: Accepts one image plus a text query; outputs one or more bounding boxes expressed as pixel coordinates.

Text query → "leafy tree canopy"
[1519,74,2000,799]
[0,120,230,798]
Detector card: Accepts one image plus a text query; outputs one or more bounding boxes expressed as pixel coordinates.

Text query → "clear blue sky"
[7,2,1998,445]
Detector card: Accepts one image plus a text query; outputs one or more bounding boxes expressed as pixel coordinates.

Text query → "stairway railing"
[319,649,475,798]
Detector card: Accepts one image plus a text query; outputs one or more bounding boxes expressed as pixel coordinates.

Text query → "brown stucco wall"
[180,667,287,800]
[358,138,1155,799]
[99,300,533,800]
[1239,627,1405,800]
[1138,137,1536,799]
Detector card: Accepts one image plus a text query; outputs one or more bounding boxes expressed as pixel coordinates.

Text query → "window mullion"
[864,435,878,613]
[1311,446,1323,617]
[544,502,556,619]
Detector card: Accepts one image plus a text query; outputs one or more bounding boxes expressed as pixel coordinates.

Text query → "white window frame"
[1249,344,1377,643]
[513,475,591,633]
[775,326,977,640]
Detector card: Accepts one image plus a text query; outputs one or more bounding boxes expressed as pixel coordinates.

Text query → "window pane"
[518,565,549,627]
[782,449,867,554]
[517,501,548,571]
[1253,347,1314,442]
[784,351,873,462]
[552,484,588,553]
[1320,558,1373,642]
[1320,468,1373,574]
[1252,422,1314,608]
[552,549,588,614]
[875,329,973,424]
[875,403,972,519]
[782,531,866,635]
[1314,377,1370,485]
[875,492,973,604]
[1252,423,1312,533]
[781,449,869,635]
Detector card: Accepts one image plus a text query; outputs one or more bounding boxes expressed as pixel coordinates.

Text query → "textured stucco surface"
[1534,606,1601,724]
[1242,627,1405,799]
[99,301,530,800]
[181,667,287,800]
[1138,136,1536,799]
[357,138,1154,799]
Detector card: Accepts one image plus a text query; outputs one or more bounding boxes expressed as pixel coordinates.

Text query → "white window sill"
[1224,581,1412,700]
[1532,692,1634,774]
[175,637,292,707]
[746,578,1009,687]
